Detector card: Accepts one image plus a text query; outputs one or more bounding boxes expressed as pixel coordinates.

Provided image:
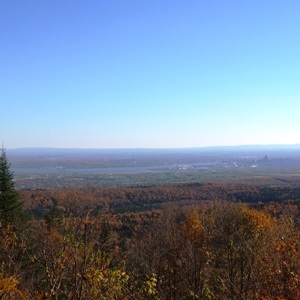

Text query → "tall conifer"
[0,147,24,227]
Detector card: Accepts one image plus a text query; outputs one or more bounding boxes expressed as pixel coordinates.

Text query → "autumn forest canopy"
[2,147,300,299]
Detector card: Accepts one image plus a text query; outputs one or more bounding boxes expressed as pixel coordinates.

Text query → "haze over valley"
[8,145,300,189]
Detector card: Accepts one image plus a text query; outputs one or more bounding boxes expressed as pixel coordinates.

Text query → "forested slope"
[20,182,300,217]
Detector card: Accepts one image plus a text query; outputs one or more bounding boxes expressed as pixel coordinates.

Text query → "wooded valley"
[2,149,300,299]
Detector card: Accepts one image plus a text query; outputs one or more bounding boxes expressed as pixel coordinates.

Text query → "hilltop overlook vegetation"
[2,146,300,299]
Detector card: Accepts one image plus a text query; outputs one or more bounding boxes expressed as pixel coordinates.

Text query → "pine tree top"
[0,147,16,193]
[0,147,25,227]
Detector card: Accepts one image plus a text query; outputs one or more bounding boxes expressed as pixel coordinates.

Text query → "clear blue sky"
[1,1,300,148]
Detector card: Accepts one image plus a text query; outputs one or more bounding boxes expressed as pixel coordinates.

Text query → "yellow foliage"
[85,252,129,300]
[0,276,26,300]
[246,208,275,233]
[184,210,204,244]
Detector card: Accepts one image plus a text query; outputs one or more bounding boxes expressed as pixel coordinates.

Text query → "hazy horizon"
[7,143,300,151]
[1,1,300,149]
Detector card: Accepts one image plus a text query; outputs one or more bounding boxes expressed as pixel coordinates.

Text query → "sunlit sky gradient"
[1,1,300,148]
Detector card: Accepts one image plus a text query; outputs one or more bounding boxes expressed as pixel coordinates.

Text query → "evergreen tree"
[0,147,24,227]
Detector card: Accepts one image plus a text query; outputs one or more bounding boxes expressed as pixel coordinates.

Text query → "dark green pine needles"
[0,147,24,227]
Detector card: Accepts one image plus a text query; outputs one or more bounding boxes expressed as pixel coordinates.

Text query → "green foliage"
[44,204,63,230]
[0,147,24,227]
